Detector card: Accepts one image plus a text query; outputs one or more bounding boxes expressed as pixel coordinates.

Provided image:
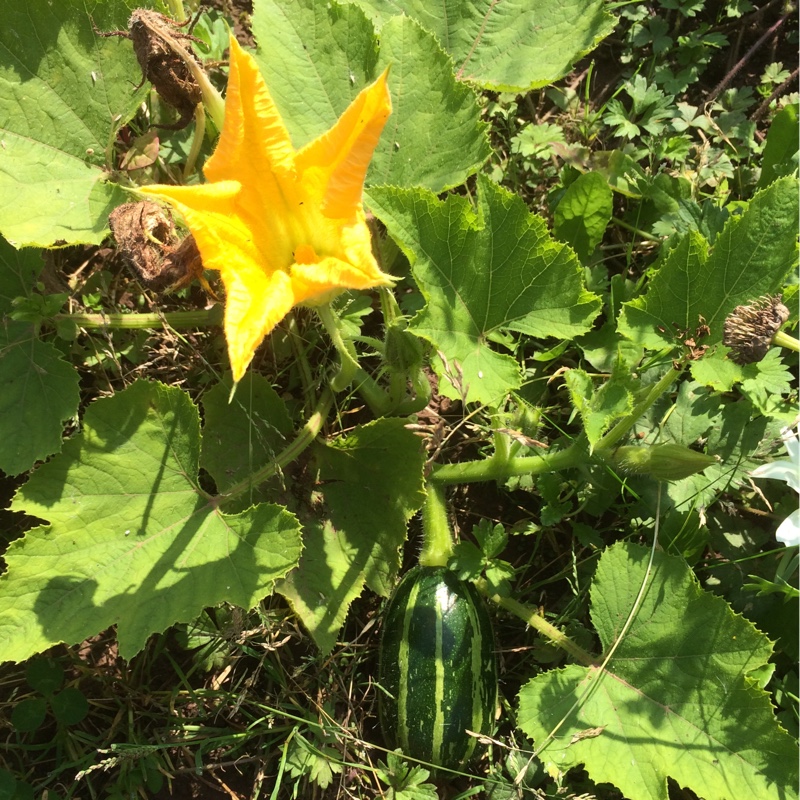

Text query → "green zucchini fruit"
[378,566,497,769]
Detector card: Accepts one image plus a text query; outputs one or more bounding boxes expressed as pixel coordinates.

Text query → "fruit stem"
[419,482,454,567]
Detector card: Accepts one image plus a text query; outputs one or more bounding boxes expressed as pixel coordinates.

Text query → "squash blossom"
[139,35,394,382]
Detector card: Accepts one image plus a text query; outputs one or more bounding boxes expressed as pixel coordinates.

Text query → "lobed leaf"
[564,367,633,449]
[0,0,148,246]
[0,381,302,663]
[618,177,800,349]
[350,0,617,91]
[251,0,490,192]
[368,175,601,404]
[0,239,80,475]
[518,542,798,800]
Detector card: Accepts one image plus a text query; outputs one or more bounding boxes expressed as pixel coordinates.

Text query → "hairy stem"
[419,482,454,567]
[592,364,682,454]
[55,306,222,330]
[431,364,683,485]
[478,582,595,666]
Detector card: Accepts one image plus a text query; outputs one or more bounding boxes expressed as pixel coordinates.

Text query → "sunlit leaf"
[518,542,798,800]
[0,0,147,246]
[368,175,601,404]
[1,381,302,663]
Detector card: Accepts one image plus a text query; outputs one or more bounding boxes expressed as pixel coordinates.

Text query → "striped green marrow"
[378,566,497,769]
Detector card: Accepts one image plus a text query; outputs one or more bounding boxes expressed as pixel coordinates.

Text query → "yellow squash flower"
[139,35,393,382]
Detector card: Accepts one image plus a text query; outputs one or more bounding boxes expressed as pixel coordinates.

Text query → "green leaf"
[250,0,379,144]
[25,657,64,695]
[0,381,302,663]
[368,176,601,404]
[351,0,616,91]
[50,687,89,726]
[0,0,147,246]
[564,367,634,448]
[0,239,80,475]
[286,734,342,790]
[251,0,490,192]
[690,347,743,391]
[689,345,793,420]
[553,172,613,261]
[577,323,644,373]
[377,751,438,800]
[277,419,425,653]
[200,372,293,503]
[757,103,799,189]
[518,542,798,800]
[11,697,47,733]
[739,349,795,417]
[619,177,800,349]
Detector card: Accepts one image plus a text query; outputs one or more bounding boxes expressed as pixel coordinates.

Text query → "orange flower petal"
[137,34,393,383]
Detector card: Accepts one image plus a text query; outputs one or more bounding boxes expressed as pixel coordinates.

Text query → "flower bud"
[613,443,717,481]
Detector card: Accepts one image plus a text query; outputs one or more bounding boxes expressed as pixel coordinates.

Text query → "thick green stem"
[220,388,334,503]
[774,329,800,352]
[419,482,454,567]
[55,307,222,330]
[480,584,595,666]
[431,365,683,485]
[592,364,682,454]
[165,0,186,21]
[430,440,587,485]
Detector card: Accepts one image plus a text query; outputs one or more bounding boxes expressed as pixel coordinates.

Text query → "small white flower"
[751,426,800,547]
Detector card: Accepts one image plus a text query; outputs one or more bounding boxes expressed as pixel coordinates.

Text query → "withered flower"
[722,294,792,365]
[109,201,204,292]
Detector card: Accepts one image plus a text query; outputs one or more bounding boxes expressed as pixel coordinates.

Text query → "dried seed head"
[722,294,790,364]
[109,201,204,291]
